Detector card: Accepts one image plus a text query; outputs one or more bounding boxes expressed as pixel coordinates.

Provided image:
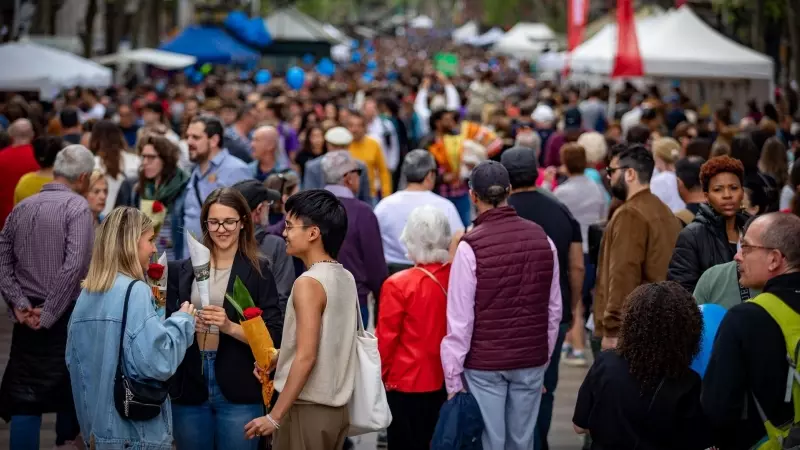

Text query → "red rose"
[147,263,165,281]
[152,201,165,213]
[243,307,263,320]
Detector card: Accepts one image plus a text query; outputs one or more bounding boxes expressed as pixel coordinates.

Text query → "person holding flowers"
[116,134,190,260]
[66,207,196,450]
[244,189,358,450]
[165,187,283,450]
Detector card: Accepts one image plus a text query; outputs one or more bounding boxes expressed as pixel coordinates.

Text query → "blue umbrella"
[690,304,727,378]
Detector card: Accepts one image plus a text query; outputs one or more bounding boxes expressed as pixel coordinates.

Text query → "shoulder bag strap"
[191,173,203,210]
[736,269,751,304]
[118,280,138,370]
[413,266,448,297]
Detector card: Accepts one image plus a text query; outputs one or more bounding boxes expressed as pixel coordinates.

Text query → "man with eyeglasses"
[703,213,800,449]
[320,151,387,327]
[594,144,681,351]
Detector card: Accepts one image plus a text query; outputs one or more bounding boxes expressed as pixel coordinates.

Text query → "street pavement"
[0,301,588,449]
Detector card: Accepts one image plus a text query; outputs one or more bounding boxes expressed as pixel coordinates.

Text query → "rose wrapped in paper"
[141,199,167,235]
[147,252,168,319]
[226,276,278,406]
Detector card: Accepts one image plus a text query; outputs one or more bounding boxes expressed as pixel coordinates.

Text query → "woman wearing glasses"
[668,156,749,293]
[165,188,283,450]
[116,134,190,260]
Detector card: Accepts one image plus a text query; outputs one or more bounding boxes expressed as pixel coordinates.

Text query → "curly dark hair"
[700,155,745,192]
[617,282,703,390]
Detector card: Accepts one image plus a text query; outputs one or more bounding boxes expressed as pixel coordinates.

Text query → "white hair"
[53,145,95,181]
[576,131,608,164]
[400,206,452,264]
[514,132,541,155]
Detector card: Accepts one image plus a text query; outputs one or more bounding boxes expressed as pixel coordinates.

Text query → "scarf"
[141,169,190,208]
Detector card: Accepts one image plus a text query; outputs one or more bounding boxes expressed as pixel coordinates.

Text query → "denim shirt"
[66,274,195,449]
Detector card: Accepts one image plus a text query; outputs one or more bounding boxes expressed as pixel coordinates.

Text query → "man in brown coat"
[594,144,682,350]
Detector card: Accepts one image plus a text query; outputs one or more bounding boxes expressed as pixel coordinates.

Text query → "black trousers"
[386,389,446,450]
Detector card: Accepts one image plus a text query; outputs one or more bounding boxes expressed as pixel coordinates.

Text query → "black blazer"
[166,252,283,405]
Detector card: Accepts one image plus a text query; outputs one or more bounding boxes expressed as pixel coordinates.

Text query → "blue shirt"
[183,149,252,244]
[66,274,194,449]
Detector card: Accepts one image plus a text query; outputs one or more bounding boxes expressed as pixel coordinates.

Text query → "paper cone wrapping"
[241,316,277,405]
[186,231,211,308]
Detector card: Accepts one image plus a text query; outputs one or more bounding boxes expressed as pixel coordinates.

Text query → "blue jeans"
[447,193,472,227]
[360,303,370,329]
[465,366,547,450]
[10,410,80,450]
[534,322,570,450]
[172,352,263,450]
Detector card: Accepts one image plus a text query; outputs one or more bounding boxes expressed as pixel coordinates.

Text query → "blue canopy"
[160,26,260,64]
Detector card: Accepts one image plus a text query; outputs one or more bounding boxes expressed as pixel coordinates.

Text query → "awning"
[160,26,260,64]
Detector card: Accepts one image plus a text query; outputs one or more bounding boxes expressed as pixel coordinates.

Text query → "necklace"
[309,259,339,270]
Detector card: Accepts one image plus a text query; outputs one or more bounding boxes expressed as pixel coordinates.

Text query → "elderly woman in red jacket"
[377,205,453,450]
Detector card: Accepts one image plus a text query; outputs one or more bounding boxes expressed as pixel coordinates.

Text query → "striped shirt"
[0,182,94,328]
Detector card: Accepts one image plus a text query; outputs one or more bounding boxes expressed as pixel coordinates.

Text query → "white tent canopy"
[323,24,352,46]
[570,6,773,80]
[468,28,505,47]
[453,21,479,44]
[264,7,339,43]
[410,15,434,29]
[94,48,197,70]
[491,23,556,58]
[0,39,112,99]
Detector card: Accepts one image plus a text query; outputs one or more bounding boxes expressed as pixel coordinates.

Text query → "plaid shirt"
[0,183,94,328]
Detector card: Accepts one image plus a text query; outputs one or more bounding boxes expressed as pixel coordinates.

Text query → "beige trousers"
[273,402,349,450]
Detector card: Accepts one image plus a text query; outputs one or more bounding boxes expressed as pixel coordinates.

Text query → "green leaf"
[225,276,256,319]
[226,293,245,319]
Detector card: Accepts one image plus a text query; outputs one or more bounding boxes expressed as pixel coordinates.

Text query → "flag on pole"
[564,0,588,76]
[676,0,687,7]
[611,0,644,78]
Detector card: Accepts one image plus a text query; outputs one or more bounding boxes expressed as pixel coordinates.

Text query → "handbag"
[113,280,170,421]
[347,299,393,436]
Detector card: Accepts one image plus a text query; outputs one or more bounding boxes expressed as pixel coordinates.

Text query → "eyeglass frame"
[606,165,629,178]
[205,218,242,232]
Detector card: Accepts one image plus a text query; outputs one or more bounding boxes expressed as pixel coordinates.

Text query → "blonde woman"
[86,170,108,224]
[66,207,196,449]
[650,137,685,212]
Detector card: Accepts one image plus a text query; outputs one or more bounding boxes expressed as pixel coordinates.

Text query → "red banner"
[676,0,687,6]
[611,0,644,78]
[567,0,589,51]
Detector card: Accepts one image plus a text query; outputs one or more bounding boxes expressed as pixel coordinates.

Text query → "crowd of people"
[1,35,800,450]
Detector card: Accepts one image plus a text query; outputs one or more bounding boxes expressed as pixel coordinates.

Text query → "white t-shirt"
[650,171,686,212]
[374,190,465,265]
[80,103,106,123]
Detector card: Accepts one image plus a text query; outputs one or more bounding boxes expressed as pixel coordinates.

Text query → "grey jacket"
[303,152,373,204]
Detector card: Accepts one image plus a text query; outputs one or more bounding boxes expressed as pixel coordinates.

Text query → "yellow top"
[14,172,52,205]
[349,136,392,198]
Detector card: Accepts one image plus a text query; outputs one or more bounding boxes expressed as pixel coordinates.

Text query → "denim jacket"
[66,274,195,449]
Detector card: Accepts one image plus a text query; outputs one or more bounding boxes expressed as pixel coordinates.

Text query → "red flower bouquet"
[243,307,263,320]
[147,263,165,281]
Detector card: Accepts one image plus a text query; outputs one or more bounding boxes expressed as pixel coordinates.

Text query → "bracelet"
[266,414,281,430]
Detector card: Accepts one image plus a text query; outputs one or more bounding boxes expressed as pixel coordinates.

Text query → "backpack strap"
[749,293,800,428]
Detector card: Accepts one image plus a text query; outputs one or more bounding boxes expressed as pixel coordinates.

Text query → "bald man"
[0,119,40,227]
[8,118,34,147]
[248,125,287,182]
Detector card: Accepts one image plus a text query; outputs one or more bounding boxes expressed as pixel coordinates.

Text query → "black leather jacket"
[667,204,749,293]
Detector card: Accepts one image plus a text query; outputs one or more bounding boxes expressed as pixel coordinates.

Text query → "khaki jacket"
[594,189,682,337]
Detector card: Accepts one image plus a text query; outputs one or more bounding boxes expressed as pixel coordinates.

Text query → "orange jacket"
[377,263,451,393]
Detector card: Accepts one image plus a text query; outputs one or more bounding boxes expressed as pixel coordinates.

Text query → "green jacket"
[693,261,760,310]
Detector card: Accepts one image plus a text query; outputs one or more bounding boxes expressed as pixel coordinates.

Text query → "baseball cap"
[564,107,582,130]
[469,160,510,199]
[324,126,353,146]
[321,151,361,183]
[231,180,281,210]
[500,146,538,174]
